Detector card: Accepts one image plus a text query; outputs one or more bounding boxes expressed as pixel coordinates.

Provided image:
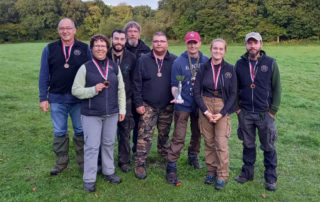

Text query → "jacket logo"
[261,65,268,72]
[73,49,81,56]
[225,72,232,79]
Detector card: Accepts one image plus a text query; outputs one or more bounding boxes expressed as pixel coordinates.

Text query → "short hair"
[124,21,141,34]
[111,29,126,38]
[152,32,167,40]
[210,38,227,52]
[90,34,110,49]
[57,18,76,29]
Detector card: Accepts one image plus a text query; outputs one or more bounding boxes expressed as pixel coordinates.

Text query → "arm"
[117,67,126,119]
[39,46,50,111]
[220,66,237,116]
[133,57,144,108]
[72,65,98,99]
[270,60,281,115]
[194,64,208,113]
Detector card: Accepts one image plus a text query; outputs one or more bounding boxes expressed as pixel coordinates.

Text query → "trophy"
[175,75,185,104]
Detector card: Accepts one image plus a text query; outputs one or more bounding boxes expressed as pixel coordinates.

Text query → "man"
[124,21,151,154]
[234,32,281,191]
[133,32,177,179]
[39,18,91,175]
[166,31,209,186]
[107,29,136,172]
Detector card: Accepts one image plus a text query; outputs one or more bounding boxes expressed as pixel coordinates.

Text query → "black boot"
[50,135,69,175]
[188,153,202,169]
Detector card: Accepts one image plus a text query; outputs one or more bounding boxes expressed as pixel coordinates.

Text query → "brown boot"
[134,166,147,179]
[50,135,69,175]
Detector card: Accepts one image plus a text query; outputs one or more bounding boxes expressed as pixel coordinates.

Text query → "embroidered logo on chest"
[73,49,81,56]
[225,72,232,79]
[261,65,268,72]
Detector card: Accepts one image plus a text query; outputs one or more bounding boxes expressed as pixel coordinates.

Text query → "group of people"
[39,18,281,193]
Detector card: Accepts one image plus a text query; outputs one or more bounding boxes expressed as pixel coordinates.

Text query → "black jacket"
[125,39,150,59]
[194,59,237,116]
[133,51,177,109]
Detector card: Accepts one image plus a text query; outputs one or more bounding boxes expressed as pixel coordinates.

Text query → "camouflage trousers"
[134,103,173,168]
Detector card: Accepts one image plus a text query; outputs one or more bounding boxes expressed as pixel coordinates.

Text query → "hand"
[119,114,125,122]
[236,109,241,115]
[95,83,105,92]
[170,98,184,104]
[136,106,145,115]
[212,113,223,122]
[205,111,215,123]
[268,112,274,119]
[40,101,49,112]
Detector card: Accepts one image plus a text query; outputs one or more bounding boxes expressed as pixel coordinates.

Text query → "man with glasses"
[133,32,176,179]
[107,29,136,173]
[39,18,91,175]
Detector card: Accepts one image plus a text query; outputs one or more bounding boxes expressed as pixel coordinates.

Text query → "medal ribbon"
[62,41,74,63]
[153,50,165,73]
[210,59,222,89]
[111,51,123,66]
[249,60,258,82]
[92,58,109,80]
[188,54,200,77]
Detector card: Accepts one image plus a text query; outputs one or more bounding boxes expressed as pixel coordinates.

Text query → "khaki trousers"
[199,97,231,181]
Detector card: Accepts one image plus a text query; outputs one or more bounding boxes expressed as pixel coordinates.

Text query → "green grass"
[0,42,320,201]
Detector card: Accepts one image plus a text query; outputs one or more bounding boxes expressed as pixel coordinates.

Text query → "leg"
[50,103,69,175]
[82,115,102,183]
[188,111,202,168]
[132,101,140,153]
[157,104,174,158]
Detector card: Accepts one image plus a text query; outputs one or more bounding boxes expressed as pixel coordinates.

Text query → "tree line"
[1,0,319,43]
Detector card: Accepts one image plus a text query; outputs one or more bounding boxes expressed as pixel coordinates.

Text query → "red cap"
[185,31,201,43]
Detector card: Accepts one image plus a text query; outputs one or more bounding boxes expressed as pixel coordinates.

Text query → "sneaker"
[84,182,96,192]
[134,166,147,179]
[120,164,131,173]
[234,176,252,184]
[104,174,122,184]
[204,175,216,184]
[166,172,181,186]
[266,182,276,191]
[215,180,226,190]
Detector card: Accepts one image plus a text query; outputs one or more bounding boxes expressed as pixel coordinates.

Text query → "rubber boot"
[73,135,84,171]
[50,135,69,175]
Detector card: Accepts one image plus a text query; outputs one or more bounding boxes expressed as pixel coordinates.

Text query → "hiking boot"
[234,176,252,184]
[50,166,66,175]
[134,166,147,179]
[104,174,122,184]
[204,175,216,184]
[215,180,226,190]
[84,182,96,192]
[266,182,277,191]
[188,153,202,169]
[166,172,181,186]
[120,164,131,173]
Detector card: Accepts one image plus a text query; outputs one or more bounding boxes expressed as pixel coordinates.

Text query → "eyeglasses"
[152,40,167,44]
[58,27,74,31]
[93,45,107,49]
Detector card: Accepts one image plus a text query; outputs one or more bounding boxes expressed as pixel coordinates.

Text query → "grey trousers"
[82,113,118,183]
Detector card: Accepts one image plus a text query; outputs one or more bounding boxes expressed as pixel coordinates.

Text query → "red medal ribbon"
[92,58,109,80]
[210,59,222,90]
[153,50,165,73]
[62,41,74,63]
[249,60,258,83]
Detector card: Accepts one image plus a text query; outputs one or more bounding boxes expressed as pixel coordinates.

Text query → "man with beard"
[107,29,136,172]
[166,31,209,186]
[133,32,177,179]
[39,18,91,175]
[234,32,281,191]
[124,21,151,155]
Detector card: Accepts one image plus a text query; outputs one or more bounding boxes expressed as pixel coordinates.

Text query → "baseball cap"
[185,31,201,43]
[245,32,262,43]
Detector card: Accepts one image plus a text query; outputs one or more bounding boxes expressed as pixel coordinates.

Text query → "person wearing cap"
[123,21,151,155]
[133,32,177,179]
[38,18,91,176]
[166,31,208,186]
[234,32,281,191]
[194,38,237,190]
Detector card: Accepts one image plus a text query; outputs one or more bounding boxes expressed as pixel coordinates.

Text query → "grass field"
[0,42,320,202]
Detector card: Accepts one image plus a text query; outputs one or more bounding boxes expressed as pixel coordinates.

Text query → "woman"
[194,38,237,190]
[72,34,126,192]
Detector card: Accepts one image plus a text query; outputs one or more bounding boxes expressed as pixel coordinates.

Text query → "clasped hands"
[205,111,223,123]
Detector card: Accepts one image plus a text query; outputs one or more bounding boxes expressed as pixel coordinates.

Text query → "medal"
[191,77,196,85]
[210,59,222,94]
[104,80,110,88]
[213,90,219,96]
[153,51,165,78]
[249,60,258,89]
[250,83,256,89]
[62,40,74,68]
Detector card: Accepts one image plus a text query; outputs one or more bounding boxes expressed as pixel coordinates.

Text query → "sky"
[102,0,159,10]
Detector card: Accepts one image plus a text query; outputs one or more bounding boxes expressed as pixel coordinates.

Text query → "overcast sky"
[101,0,159,9]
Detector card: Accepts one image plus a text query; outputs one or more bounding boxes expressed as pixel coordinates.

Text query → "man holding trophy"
[166,31,209,186]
